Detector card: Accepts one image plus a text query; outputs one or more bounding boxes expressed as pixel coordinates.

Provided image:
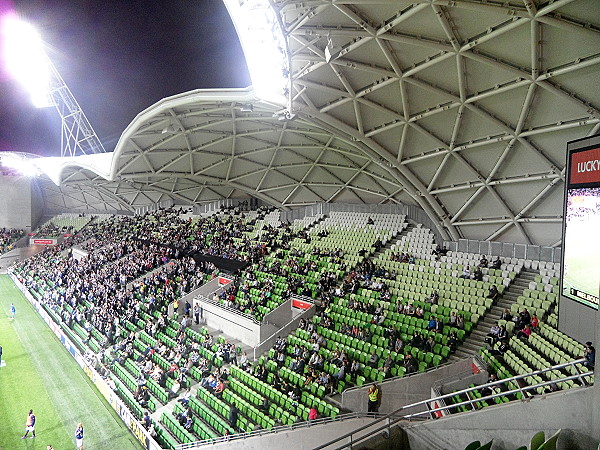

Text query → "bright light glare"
[2,15,53,107]
[225,0,289,105]
[0,153,41,177]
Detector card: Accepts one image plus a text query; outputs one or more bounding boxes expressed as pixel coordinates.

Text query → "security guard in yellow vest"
[368,383,379,413]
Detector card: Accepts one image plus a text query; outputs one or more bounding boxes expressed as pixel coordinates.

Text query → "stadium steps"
[370,228,404,260]
[449,269,536,362]
[125,260,173,290]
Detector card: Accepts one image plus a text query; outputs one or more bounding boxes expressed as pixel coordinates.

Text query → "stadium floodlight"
[224,0,291,108]
[2,15,53,108]
[0,152,41,177]
[2,14,106,157]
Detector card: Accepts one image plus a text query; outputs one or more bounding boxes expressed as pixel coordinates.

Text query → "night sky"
[0,0,251,156]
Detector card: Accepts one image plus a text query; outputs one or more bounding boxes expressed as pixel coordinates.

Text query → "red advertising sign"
[218,277,232,285]
[292,298,311,310]
[570,147,600,185]
[33,239,54,245]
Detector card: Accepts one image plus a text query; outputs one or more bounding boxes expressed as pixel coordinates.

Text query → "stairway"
[448,269,537,362]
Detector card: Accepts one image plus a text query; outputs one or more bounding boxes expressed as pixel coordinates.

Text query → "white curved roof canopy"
[44,0,600,247]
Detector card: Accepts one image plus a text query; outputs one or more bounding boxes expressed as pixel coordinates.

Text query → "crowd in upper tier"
[0,227,24,254]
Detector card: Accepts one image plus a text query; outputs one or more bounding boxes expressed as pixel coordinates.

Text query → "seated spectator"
[275,350,286,367]
[415,305,424,318]
[472,267,483,282]
[349,359,361,377]
[427,316,437,331]
[433,317,443,333]
[500,308,512,321]
[308,407,318,421]
[168,380,181,400]
[530,314,539,330]
[423,336,435,353]
[456,314,464,330]
[497,325,508,342]
[403,354,418,374]
[516,309,531,330]
[410,332,423,349]
[177,406,192,426]
[177,388,192,406]
[333,362,347,384]
[427,291,439,305]
[491,338,509,356]
[448,311,458,327]
[583,342,595,370]
[381,355,394,375]
[487,285,499,302]
[460,267,471,279]
[479,255,488,267]
[447,332,458,352]
[213,378,225,399]
[481,373,502,396]
[394,337,404,354]
[491,257,502,269]
[367,351,379,369]
[486,322,501,345]
[517,324,532,340]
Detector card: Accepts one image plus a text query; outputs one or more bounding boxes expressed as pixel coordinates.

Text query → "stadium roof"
[33,0,600,247]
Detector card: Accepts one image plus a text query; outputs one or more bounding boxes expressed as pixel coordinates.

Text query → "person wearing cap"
[583,341,595,370]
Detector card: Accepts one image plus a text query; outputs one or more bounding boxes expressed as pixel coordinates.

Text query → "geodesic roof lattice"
[42,0,600,247]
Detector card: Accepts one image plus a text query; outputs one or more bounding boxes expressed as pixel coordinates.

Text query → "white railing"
[314,358,593,450]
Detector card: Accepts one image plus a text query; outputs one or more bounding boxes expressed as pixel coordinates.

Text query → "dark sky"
[0,0,251,155]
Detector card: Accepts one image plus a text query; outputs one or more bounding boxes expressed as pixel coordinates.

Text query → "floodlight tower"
[3,16,106,157]
[45,58,107,157]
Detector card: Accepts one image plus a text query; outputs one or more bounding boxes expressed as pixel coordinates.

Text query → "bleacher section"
[0,227,24,254]
[9,207,593,447]
[34,213,93,237]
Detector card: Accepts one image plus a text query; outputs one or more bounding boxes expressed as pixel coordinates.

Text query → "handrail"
[195,293,261,325]
[313,358,593,450]
[174,412,382,450]
[173,358,592,449]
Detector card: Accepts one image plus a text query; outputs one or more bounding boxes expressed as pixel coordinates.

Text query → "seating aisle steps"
[448,269,537,362]
[150,319,254,430]
[369,224,412,261]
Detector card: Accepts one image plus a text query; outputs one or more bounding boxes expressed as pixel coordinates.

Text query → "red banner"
[292,298,311,310]
[570,147,600,185]
[218,277,232,285]
[33,239,54,245]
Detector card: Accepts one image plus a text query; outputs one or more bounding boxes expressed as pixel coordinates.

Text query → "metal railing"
[194,293,261,325]
[314,358,593,450]
[175,412,381,450]
[173,359,592,449]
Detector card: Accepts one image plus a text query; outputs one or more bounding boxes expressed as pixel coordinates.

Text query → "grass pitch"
[0,275,142,450]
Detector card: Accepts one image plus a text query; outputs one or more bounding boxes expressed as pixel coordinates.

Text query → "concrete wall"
[558,297,598,346]
[404,387,598,450]
[263,299,292,326]
[253,305,316,360]
[196,298,262,347]
[0,176,34,230]
[204,417,380,450]
[341,358,475,414]
[71,246,89,261]
[30,178,45,230]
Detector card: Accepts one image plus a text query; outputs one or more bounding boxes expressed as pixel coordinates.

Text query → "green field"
[0,275,142,450]
[563,217,600,303]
